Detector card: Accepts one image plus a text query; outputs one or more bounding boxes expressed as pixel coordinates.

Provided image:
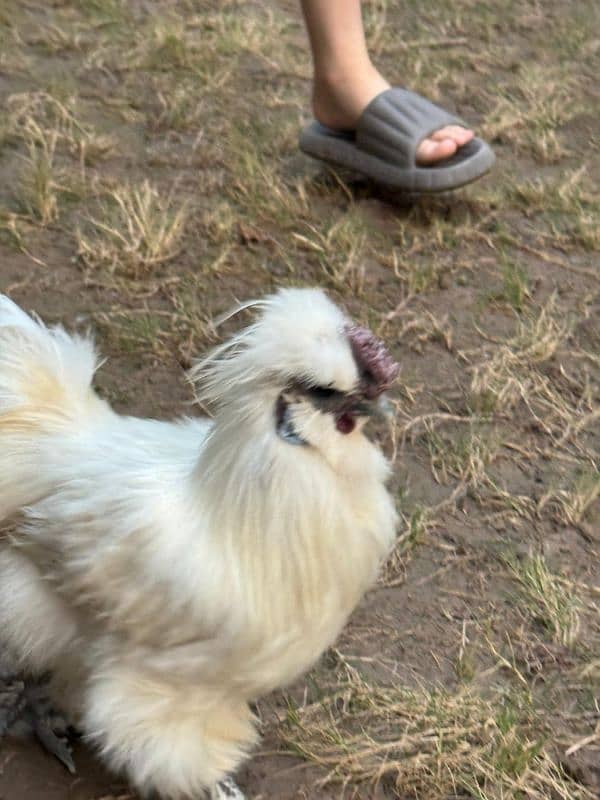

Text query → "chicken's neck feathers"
[188,403,395,625]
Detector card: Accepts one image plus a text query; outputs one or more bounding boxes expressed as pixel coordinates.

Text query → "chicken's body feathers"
[0,290,397,798]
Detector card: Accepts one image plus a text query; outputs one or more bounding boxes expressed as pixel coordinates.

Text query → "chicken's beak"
[349,395,392,419]
[336,390,394,425]
[336,394,376,418]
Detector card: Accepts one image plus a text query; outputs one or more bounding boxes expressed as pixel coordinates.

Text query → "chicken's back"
[0,296,216,673]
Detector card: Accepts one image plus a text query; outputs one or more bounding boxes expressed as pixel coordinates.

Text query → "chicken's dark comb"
[346,325,400,399]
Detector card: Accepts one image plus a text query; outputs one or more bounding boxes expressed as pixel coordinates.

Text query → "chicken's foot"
[0,675,76,773]
[211,776,246,799]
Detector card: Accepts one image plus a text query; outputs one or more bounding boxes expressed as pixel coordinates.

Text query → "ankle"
[312,63,389,130]
[313,57,380,99]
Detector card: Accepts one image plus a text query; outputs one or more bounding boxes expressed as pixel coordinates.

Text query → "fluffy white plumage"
[0,288,397,798]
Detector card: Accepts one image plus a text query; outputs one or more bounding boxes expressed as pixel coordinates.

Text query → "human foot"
[312,65,474,166]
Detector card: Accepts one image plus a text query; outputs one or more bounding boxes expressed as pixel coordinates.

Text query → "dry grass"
[425,424,499,487]
[506,169,600,251]
[227,130,312,232]
[483,66,579,163]
[76,181,189,278]
[93,309,170,357]
[279,654,595,800]
[469,294,572,415]
[293,214,370,296]
[492,257,531,312]
[381,502,433,586]
[505,554,581,648]
[6,91,115,167]
[14,122,60,225]
[538,469,600,529]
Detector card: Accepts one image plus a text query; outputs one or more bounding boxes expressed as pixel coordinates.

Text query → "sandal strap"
[356,88,465,168]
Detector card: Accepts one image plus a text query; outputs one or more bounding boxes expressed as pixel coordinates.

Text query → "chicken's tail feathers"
[0,296,106,518]
[0,294,101,419]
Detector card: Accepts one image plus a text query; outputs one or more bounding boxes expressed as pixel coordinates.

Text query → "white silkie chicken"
[0,288,398,799]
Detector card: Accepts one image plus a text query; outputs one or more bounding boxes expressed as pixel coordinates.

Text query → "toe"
[212,777,246,799]
[416,137,458,165]
[31,715,76,774]
[430,125,474,147]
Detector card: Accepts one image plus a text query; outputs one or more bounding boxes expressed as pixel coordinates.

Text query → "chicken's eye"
[308,385,339,399]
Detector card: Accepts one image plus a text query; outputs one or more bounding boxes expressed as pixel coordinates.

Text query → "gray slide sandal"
[299,88,495,193]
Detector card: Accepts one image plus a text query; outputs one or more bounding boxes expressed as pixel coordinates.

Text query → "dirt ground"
[0,1,598,798]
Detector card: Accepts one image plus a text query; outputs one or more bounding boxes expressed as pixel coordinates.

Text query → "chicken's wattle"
[336,412,356,434]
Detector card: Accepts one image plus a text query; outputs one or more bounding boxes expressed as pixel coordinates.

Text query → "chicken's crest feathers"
[189,288,355,409]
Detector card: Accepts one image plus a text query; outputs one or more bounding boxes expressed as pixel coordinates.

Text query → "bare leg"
[299,0,474,164]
